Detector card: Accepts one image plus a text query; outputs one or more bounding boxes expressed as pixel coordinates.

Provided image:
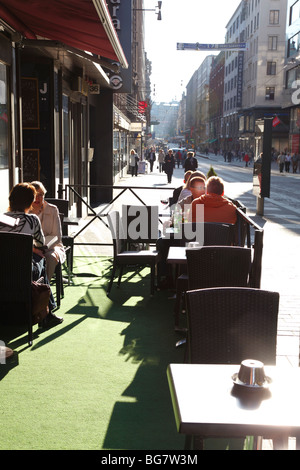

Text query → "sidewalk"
[72,163,300,449]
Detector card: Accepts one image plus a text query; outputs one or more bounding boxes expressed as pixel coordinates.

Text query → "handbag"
[31,278,50,324]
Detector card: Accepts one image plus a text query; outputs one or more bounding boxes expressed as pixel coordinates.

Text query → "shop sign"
[89,84,100,94]
[107,0,132,94]
[236,51,244,108]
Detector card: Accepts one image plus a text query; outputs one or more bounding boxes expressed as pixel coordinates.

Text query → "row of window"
[224,86,275,113]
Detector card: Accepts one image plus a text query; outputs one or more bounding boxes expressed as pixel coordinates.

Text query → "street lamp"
[133,2,162,20]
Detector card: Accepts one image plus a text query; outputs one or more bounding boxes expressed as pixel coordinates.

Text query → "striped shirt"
[0,212,45,247]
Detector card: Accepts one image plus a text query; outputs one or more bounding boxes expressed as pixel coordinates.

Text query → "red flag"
[272,116,280,127]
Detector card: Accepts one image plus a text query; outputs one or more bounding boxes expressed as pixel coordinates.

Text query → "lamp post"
[133,2,162,20]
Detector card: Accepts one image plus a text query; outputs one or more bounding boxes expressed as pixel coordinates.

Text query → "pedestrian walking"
[175,149,182,168]
[285,153,291,173]
[277,152,285,173]
[292,153,299,173]
[129,149,139,176]
[244,152,250,167]
[149,147,156,172]
[183,151,198,171]
[158,149,165,172]
[164,149,175,183]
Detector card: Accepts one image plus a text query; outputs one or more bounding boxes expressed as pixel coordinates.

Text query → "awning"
[0,0,128,68]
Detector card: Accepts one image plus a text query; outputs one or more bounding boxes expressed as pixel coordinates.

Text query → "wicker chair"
[45,198,74,274]
[106,211,160,296]
[121,205,159,248]
[179,222,236,247]
[0,232,33,345]
[186,287,279,365]
[174,245,252,329]
[185,286,279,449]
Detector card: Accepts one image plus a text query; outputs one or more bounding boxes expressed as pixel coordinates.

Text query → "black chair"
[106,211,160,296]
[186,245,252,290]
[179,222,237,247]
[0,232,33,345]
[185,286,279,449]
[121,205,159,248]
[186,287,279,365]
[173,224,244,329]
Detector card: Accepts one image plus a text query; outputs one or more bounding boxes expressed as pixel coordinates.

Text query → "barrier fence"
[59,183,264,287]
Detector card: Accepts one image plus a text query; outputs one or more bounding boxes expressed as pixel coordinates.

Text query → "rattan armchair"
[186,287,279,365]
[121,204,159,248]
[106,211,160,296]
[174,245,252,329]
[184,286,279,449]
[0,232,33,345]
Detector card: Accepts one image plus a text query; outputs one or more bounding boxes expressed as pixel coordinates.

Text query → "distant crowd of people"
[276,152,300,173]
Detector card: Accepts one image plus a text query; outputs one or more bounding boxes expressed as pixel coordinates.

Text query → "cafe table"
[167,363,300,450]
[167,246,187,265]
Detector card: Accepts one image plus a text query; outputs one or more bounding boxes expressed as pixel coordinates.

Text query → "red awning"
[0,0,127,65]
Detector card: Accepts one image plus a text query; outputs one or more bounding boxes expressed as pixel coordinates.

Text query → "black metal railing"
[59,183,264,286]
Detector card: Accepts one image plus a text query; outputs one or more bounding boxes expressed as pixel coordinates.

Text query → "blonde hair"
[30,181,47,195]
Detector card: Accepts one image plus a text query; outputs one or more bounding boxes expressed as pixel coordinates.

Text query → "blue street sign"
[177,42,247,51]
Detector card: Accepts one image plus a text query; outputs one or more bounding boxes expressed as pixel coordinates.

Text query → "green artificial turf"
[0,256,185,450]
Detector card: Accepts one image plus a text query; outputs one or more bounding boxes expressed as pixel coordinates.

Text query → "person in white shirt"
[30,181,66,281]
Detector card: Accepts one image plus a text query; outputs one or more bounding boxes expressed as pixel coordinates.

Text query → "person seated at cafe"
[169,170,193,207]
[156,176,206,289]
[189,176,237,224]
[30,181,66,281]
[177,171,206,203]
[0,182,63,327]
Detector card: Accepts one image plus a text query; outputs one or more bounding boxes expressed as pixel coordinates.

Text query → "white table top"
[167,246,187,264]
[167,363,300,446]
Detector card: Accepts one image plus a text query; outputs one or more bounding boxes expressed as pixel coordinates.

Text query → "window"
[289,0,300,25]
[288,33,300,57]
[268,36,278,50]
[267,61,276,75]
[269,10,279,24]
[265,87,275,100]
[0,62,9,170]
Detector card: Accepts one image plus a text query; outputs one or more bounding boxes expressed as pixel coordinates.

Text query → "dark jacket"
[164,154,175,173]
[184,156,198,171]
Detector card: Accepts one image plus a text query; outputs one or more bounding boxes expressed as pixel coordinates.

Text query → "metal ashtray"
[232,359,272,390]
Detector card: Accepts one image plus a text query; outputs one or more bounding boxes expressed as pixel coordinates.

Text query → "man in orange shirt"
[189,176,237,224]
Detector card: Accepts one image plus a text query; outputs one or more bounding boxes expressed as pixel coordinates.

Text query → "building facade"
[237,0,288,157]
[0,0,150,215]
[283,0,300,154]
[181,0,291,158]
